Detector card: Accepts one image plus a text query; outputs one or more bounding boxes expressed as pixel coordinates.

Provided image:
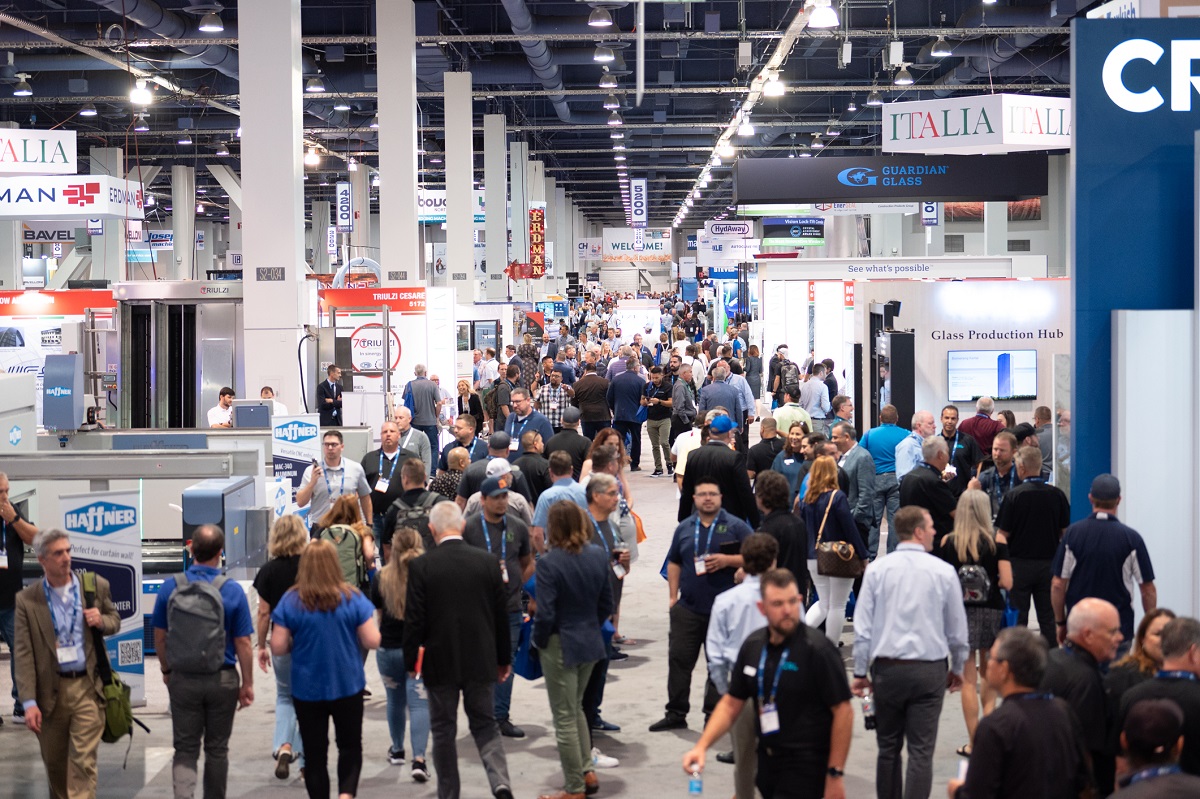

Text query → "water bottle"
[688,769,703,796]
[862,690,876,731]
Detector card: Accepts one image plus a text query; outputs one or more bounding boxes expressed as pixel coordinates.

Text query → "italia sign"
[0,129,76,176]
[881,94,1071,155]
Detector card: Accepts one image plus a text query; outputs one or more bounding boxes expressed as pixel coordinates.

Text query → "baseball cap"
[480,475,510,497]
[563,406,582,425]
[486,458,513,478]
[1123,698,1185,759]
[710,415,739,434]
[488,431,512,451]
[1089,473,1121,501]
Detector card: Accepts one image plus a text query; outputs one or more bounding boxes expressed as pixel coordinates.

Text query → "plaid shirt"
[536,384,572,428]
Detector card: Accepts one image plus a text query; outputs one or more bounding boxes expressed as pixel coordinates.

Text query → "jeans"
[494,611,523,721]
[805,561,854,645]
[168,668,241,799]
[540,635,597,794]
[417,425,440,474]
[646,418,672,471]
[665,603,719,719]
[428,681,511,799]
[871,659,947,799]
[294,692,364,799]
[376,647,429,759]
[271,653,304,767]
[869,472,900,558]
[0,606,17,705]
[613,420,642,469]
[1010,558,1056,649]
[581,420,611,440]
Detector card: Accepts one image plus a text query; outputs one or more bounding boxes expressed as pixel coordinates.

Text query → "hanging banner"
[271,414,322,493]
[630,178,648,228]
[0,128,77,176]
[601,227,672,261]
[881,94,1071,155]
[59,488,144,704]
[529,204,547,278]
[335,182,354,232]
[921,201,940,227]
[705,220,752,237]
[762,217,826,247]
[327,225,337,256]
[417,189,487,224]
[0,175,144,219]
[576,238,602,260]
[21,222,75,242]
[843,280,855,309]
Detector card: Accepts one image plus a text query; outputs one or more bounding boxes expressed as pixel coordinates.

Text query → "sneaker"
[666,464,675,474]
[591,747,620,768]
[411,759,430,783]
[650,469,664,477]
[275,749,293,780]
[387,747,405,766]
[609,649,629,662]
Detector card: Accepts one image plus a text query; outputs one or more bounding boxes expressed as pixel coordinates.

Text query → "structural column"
[509,140,529,302]
[311,200,331,274]
[349,165,372,261]
[444,71,475,303]
[89,147,126,284]
[171,165,196,280]
[983,202,1008,256]
[240,0,306,410]
[543,175,556,294]
[484,114,509,301]
[377,0,421,285]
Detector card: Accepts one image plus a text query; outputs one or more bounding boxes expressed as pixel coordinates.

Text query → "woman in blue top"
[798,455,869,645]
[770,422,808,503]
[271,540,381,799]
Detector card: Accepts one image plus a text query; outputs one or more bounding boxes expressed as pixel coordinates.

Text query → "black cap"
[1090,473,1121,501]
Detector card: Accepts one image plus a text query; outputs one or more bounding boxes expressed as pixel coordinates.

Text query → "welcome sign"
[601,227,672,262]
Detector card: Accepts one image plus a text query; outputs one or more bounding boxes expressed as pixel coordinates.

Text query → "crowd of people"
[3,291,1197,799]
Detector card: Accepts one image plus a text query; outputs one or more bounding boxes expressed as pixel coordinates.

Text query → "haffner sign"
[0,175,144,219]
[882,95,1071,155]
[0,129,76,176]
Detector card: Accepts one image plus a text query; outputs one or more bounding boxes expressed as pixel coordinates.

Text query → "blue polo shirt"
[272,589,375,702]
[666,509,753,616]
[1052,511,1155,640]
[860,423,909,474]
[151,564,254,668]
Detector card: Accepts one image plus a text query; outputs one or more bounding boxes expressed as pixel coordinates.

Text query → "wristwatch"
[827,767,845,778]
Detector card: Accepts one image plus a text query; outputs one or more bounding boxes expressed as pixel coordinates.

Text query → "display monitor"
[947,349,1037,402]
[230,399,272,429]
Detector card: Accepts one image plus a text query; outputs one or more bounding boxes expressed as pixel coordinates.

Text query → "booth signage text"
[335,182,353,232]
[529,205,546,278]
[601,228,672,262]
[630,178,648,228]
[0,175,144,220]
[0,128,76,176]
[881,95,1071,154]
[417,189,486,224]
[761,217,826,247]
[705,220,751,237]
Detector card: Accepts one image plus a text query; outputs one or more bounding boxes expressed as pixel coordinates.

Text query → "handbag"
[512,615,543,681]
[814,490,865,579]
[1000,589,1020,628]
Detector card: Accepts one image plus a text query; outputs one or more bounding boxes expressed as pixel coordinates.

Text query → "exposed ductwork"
[83,0,239,79]
[929,50,1068,96]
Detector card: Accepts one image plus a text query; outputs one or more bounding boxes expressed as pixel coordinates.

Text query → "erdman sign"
[733,154,1048,204]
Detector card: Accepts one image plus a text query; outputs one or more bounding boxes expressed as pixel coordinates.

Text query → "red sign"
[528,206,546,279]
[318,287,426,315]
[843,280,855,309]
[0,289,116,317]
[807,281,815,304]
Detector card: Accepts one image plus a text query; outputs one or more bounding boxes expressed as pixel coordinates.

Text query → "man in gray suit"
[832,421,877,547]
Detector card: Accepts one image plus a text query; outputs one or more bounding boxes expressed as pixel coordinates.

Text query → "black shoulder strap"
[81,572,114,685]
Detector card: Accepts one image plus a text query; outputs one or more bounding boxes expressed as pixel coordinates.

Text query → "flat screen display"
[947,349,1037,402]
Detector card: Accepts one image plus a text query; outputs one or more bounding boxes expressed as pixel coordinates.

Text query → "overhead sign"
[1087,0,1139,16]
[733,154,1049,204]
[697,234,760,265]
[317,287,427,316]
[705,220,752,237]
[529,204,547,278]
[0,128,76,176]
[881,95,1072,155]
[755,255,1046,280]
[327,225,337,256]
[921,201,940,227]
[335,181,353,232]
[0,175,144,220]
[601,227,671,262]
[739,201,919,216]
[577,238,602,260]
[630,178,648,228]
[762,217,826,247]
[417,189,486,224]
[21,222,74,242]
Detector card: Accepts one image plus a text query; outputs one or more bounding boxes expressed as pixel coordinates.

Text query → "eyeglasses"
[323,442,341,447]
[694,491,721,498]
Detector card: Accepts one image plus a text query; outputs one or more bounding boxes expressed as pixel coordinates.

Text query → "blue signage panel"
[1072,19,1199,515]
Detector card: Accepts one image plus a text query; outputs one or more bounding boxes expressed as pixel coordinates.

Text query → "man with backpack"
[381,457,441,556]
[151,525,254,799]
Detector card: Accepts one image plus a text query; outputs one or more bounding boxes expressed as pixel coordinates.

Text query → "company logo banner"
[272,415,322,491]
[417,189,487,224]
[882,95,1071,155]
[0,128,76,176]
[335,182,354,232]
[0,175,144,219]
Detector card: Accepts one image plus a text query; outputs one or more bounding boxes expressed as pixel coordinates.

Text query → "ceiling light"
[805,0,839,29]
[826,124,841,136]
[718,142,736,159]
[800,151,813,158]
[811,134,824,149]
[846,99,858,112]
[372,174,381,187]
[429,154,443,164]
[613,143,626,150]
[982,0,997,5]
[588,6,614,28]
[610,130,624,139]
[79,103,97,117]
[134,115,150,132]
[145,195,155,207]
[236,126,242,138]
[12,74,31,97]
[931,36,953,58]
[866,88,884,107]
[348,157,358,172]
[710,154,722,166]
[196,202,205,214]
[305,76,326,93]
[607,110,624,126]
[305,146,321,166]
[177,132,192,145]
[129,78,152,106]
[603,94,620,110]
[369,115,380,129]
[894,66,914,86]
[614,154,626,161]
[599,71,618,90]
[686,198,694,207]
[198,11,224,33]
[763,73,786,98]
[333,100,351,111]
[594,45,616,63]
[737,116,755,136]
[215,141,230,156]
[693,189,701,199]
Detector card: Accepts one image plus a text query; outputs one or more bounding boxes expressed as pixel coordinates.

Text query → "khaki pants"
[646,417,672,471]
[731,700,758,799]
[37,674,105,799]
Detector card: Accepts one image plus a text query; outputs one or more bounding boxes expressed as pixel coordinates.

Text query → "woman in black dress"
[744,344,763,402]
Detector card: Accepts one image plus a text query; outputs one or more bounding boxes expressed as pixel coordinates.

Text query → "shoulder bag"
[814,490,865,579]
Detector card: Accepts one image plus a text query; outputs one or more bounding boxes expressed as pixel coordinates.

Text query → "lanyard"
[43,577,80,647]
[323,462,346,499]
[951,432,959,452]
[482,516,507,562]
[469,438,482,458]
[1158,670,1199,681]
[0,518,6,555]
[589,514,617,553]
[1127,765,1182,786]
[379,451,399,481]
[399,429,415,452]
[694,513,717,558]
[1007,691,1054,701]
[992,467,1015,499]
[513,417,531,439]
[757,645,790,706]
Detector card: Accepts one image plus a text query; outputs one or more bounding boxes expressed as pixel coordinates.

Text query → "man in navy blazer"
[404,502,515,799]
[317,364,343,427]
[606,357,647,471]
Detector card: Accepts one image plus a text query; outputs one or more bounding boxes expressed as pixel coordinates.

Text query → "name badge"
[549,402,559,411]
[694,557,707,576]
[0,553,7,570]
[500,561,509,584]
[374,478,390,494]
[784,458,795,465]
[759,702,781,735]
[57,644,83,665]
[509,439,520,451]
[743,664,757,677]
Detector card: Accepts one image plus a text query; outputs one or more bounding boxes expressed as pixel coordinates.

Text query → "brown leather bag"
[814,490,865,579]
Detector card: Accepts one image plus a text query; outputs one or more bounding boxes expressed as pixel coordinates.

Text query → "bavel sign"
[881,94,1072,155]
[733,154,1048,204]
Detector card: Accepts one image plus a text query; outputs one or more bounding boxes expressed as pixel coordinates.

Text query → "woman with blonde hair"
[271,540,381,799]
[799,455,868,644]
[253,514,309,779]
[456,378,485,434]
[370,526,430,782]
[937,488,1012,756]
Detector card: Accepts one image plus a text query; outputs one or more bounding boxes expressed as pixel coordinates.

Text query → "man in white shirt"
[207,386,235,428]
[296,429,373,527]
[259,386,288,416]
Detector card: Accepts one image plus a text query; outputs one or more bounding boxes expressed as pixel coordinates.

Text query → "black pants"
[613,420,643,468]
[669,416,692,447]
[756,747,825,798]
[581,420,611,440]
[294,692,364,799]
[1010,557,1056,649]
[583,654,610,745]
[665,603,719,719]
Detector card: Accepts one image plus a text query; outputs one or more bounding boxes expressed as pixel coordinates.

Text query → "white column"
[194,220,214,275]
[89,147,126,284]
[240,0,305,406]
[983,202,1008,256]
[555,185,570,294]
[229,204,243,252]
[509,140,529,302]
[378,0,421,285]
[349,166,372,261]
[542,175,556,295]
[923,212,946,257]
[311,200,331,274]
[171,165,196,280]
[869,212,903,258]
[484,114,508,301]
[445,71,475,303]
[0,122,18,290]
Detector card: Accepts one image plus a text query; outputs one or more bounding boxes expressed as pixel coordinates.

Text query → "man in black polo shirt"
[897,435,957,545]
[542,407,591,480]
[747,418,784,483]
[683,568,852,799]
[362,420,422,542]
[1119,616,1200,777]
[939,405,985,493]
[996,446,1071,649]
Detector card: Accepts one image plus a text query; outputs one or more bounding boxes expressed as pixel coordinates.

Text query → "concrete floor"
[1,428,973,798]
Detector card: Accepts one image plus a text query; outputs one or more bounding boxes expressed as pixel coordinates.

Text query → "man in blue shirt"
[152,525,254,799]
[860,405,909,557]
[607,358,648,471]
[504,388,555,462]
[650,478,752,732]
[895,410,936,480]
[530,452,588,554]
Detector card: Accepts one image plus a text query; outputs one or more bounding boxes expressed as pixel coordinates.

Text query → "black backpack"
[388,491,439,550]
[957,564,993,606]
[780,361,800,390]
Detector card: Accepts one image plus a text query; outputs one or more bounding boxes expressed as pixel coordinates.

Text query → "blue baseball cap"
[710,415,739,434]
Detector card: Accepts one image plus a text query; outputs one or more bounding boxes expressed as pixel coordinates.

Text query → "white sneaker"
[591,747,619,769]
